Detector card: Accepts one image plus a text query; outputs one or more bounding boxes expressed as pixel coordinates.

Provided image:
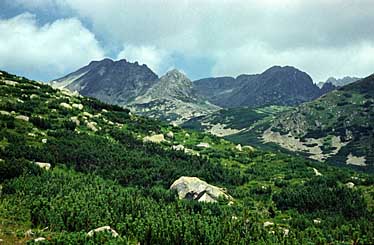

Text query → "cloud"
[116,45,171,75]
[3,0,374,81]
[0,12,104,81]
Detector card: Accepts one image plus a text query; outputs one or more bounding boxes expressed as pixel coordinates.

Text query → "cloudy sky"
[0,0,374,82]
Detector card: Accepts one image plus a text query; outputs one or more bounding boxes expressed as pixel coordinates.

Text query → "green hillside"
[0,71,373,244]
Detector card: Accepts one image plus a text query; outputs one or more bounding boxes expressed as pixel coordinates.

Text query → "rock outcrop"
[170,176,232,203]
[87,226,119,237]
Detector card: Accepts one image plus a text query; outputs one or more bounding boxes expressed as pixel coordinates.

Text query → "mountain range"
[52,59,334,123]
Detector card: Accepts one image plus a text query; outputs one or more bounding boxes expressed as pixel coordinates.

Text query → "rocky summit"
[50,58,159,105]
[194,66,323,108]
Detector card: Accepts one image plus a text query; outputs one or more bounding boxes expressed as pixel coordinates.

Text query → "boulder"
[313,218,321,224]
[72,103,84,110]
[87,226,119,237]
[236,144,242,151]
[35,162,51,170]
[60,102,72,110]
[170,176,232,203]
[345,182,355,188]
[166,131,174,138]
[42,138,47,144]
[70,116,80,126]
[196,142,210,148]
[34,237,46,242]
[15,115,29,122]
[0,110,10,116]
[313,168,322,176]
[143,134,165,144]
[263,221,274,227]
[172,144,185,151]
[86,121,98,132]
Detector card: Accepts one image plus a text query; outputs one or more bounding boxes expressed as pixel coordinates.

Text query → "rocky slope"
[129,69,219,124]
[194,66,322,108]
[51,58,159,105]
[259,74,374,169]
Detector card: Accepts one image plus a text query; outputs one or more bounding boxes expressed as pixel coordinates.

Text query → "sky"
[0,0,374,82]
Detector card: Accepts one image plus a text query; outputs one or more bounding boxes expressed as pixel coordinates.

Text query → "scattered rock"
[15,115,29,122]
[72,103,84,110]
[70,116,80,126]
[172,144,185,151]
[42,138,47,144]
[170,176,232,203]
[263,221,274,227]
[313,168,322,176]
[25,229,34,237]
[30,94,39,99]
[282,228,290,236]
[345,182,355,188]
[87,226,119,237]
[196,142,210,148]
[34,237,46,242]
[313,218,321,224]
[87,121,98,132]
[3,80,18,86]
[143,134,165,143]
[83,112,93,118]
[0,110,10,116]
[166,131,174,138]
[60,102,72,110]
[35,162,51,170]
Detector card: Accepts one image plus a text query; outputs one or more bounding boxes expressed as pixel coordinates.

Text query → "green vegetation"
[0,71,374,244]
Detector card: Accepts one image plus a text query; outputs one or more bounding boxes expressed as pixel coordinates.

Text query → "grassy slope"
[0,71,373,244]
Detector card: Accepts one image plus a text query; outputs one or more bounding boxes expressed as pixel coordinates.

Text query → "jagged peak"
[162,69,189,81]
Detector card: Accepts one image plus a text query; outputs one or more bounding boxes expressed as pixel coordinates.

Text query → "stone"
[313,168,322,176]
[60,102,72,110]
[196,142,210,148]
[263,221,274,227]
[87,226,119,237]
[83,112,93,118]
[170,176,232,203]
[172,144,185,151]
[72,103,84,110]
[166,131,174,138]
[34,237,46,242]
[42,139,47,144]
[345,182,355,188]
[15,115,29,122]
[143,134,165,143]
[35,162,51,170]
[313,218,321,224]
[30,94,39,99]
[236,144,242,151]
[0,110,10,116]
[70,116,80,126]
[87,121,98,132]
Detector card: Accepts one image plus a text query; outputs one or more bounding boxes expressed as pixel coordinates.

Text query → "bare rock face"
[87,226,119,237]
[170,176,232,203]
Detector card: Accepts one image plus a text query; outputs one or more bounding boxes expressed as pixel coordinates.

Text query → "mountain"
[194,66,322,108]
[51,58,159,105]
[257,74,374,169]
[129,69,219,124]
[325,76,361,87]
[320,82,337,94]
[1,70,374,243]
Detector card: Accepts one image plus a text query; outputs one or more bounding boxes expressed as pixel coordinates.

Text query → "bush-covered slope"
[260,74,374,170]
[0,70,373,244]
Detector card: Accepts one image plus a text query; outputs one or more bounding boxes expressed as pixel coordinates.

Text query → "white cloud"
[0,13,104,81]
[4,0,374,81]
[117,45,171,75]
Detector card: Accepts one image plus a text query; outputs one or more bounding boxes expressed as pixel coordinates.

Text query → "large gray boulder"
[170,176,232,203]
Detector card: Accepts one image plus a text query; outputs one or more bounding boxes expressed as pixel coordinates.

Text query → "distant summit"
[194,66,322,108]
[51,58,158,105]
